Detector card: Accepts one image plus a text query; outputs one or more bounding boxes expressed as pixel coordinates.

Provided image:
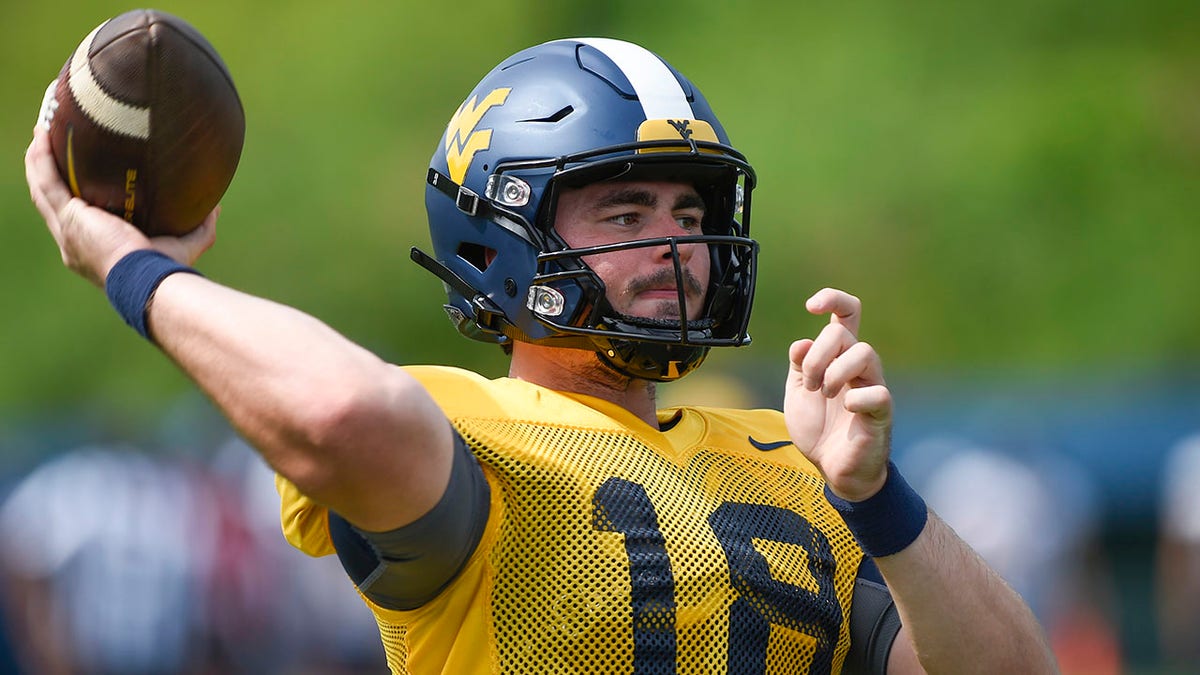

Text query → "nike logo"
[748,436,793,452]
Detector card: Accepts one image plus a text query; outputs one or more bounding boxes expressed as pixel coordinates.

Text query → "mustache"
[624,267,705,297]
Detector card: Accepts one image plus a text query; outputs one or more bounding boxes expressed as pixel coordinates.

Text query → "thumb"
[153,206,218,266]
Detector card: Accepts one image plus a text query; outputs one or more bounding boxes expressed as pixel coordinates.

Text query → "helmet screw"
[504,278,518,297]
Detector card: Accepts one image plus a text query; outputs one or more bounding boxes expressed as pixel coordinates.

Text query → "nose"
[645,212,698,264]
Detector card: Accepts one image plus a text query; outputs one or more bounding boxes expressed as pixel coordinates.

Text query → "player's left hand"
[784,288,892,502]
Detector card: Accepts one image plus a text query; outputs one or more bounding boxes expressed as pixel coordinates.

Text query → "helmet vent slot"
[520,106,574,124]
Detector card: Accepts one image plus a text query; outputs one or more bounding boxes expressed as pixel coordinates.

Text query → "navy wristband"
[104,249,201,341]
[824,461,928,558]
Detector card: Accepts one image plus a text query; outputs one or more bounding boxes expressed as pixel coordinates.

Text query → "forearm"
[148,272,374,448]
[875,510,1058,673]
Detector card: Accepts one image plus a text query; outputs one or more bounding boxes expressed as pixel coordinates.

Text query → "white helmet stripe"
[572,37,695,121]
[68,20,151,140]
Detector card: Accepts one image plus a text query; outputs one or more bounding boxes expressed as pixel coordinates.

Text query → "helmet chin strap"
[605,313,717,331]
[593,336,711,382]
[581,294,718,381]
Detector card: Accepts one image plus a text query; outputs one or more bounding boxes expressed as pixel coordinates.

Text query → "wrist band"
[105,249,201,341]
[824,461,928,558]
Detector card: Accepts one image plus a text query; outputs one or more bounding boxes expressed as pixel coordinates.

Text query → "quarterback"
[25,37,1057,673]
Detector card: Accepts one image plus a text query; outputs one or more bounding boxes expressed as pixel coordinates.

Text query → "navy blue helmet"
[414,38,758,381]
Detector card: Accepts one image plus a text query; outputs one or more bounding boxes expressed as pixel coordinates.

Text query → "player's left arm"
[784,288,1057,674]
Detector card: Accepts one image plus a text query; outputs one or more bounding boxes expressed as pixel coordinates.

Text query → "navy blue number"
[593,477,678,674]
[594,480,841,674]
[709,503,841,674]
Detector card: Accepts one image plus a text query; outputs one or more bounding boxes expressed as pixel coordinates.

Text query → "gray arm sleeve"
[327,428,490,610]
[842,568,903,674]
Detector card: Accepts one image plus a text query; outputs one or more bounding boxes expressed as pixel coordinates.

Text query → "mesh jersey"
[278,365,870,674]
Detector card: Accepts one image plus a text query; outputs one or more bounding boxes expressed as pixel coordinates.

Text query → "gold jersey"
[279,365,869,674]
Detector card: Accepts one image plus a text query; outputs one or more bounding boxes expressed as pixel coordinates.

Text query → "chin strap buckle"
[428,168,481,217]
[454,186,480,216]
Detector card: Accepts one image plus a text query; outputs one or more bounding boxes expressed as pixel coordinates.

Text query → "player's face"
[554,181,710,322]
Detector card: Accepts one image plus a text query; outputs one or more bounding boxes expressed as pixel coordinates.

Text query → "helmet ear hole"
[457,243,492,272]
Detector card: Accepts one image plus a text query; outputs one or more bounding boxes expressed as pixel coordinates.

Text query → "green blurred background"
[2,0,1199,671]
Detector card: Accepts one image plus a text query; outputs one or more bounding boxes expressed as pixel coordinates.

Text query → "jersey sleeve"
[327,428,491,610]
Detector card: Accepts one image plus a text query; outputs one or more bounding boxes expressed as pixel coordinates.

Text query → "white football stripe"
[68,20,151,140]
[572,37,695,121]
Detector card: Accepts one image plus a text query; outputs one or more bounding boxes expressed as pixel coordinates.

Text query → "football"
[37,9,245,237]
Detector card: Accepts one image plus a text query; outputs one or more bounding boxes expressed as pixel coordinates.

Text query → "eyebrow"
[592,187,706,212]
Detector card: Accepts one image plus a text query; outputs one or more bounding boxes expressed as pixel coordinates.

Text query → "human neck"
[509,341,659,428]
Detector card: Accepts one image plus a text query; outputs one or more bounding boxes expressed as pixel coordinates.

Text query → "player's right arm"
[24,127,455,533]
[149,274,454,532]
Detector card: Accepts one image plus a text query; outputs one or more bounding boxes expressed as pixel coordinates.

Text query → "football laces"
[37,79,58,130]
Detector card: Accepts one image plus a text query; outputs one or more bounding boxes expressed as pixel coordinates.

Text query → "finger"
[788,338,813,370]
[25,130,54,219]
[843,384,892,422]
[25,128,75,245]
[156,206,219,265]
[189,206,219,252]
[821,341,885,397]
[806,287,862,337]
[25,127,72,211]
[787,339,814,389]
[801,321,857,391]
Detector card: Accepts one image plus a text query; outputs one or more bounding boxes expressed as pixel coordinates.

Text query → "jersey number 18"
[593,477,843,674]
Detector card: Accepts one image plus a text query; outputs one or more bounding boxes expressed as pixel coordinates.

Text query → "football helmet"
[414,37,759,381]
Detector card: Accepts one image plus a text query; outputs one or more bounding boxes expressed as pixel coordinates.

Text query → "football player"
[25,37,1057,674]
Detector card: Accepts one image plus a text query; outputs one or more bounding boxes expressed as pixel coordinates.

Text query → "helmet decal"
[637,118,721,154]
[445,87,511,184]
[570,37,693,120]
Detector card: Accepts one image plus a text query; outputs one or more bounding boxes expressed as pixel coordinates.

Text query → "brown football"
[38,9,245,237]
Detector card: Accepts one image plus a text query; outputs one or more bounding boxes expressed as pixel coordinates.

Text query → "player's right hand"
[24,126,216,288]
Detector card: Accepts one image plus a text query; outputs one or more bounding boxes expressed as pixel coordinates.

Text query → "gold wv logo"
[667,119,693,139]
[445,87,511,184]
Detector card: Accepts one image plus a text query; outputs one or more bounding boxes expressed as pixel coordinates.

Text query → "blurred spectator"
[1156,432,1200,668]
[208,437,386,673]
[0,438,387,675]
[0,472,20,673]
[0,588,18,674]
[906,437,1122,674]
[0,445,217,674]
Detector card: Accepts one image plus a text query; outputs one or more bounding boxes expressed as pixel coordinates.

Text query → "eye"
[676,213,703,232]
[609,212,640,227]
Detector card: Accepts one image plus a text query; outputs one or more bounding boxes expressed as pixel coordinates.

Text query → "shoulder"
[402,364,487,384]
[403,366,624,432]
[402,365,491,397]
[402,365,518,421]
[277,472,336,557]
[677,405,792,448]
[686,405,787,430]
[660,405,826,483]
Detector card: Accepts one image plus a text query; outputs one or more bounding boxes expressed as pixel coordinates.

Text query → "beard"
[641,298,685,319]
[575,350,656,398]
